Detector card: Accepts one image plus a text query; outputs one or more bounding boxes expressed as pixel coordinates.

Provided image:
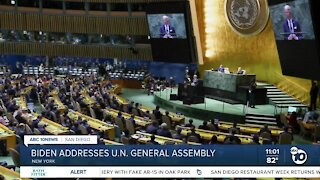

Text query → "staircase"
[262,84,307,109]
[245,113,278,126]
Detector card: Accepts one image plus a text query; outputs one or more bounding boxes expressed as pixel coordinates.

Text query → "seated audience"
[143,110,151,119]
[127,114,136,126]
[147,134,160,145]
[172,128,183,140]
[208,119,219,131]
[198,120,210,130]
[228,122,240,134]
[209,135,218,144]
[157,123,172,138]
[117,112,125,125]
[303,107,314,122]
[259,124,271,135]
[185,119,195,128]
[280,126,293,141]
[250,134,260,145]
[224,132,241,144]
[127,101,134,113]
[134,103,141,116]
[186,126,201,142]
[0,111,8,126]
[163,111,172,123]
[146,121,159,134]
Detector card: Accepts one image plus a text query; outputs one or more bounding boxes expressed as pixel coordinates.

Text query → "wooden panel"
[0,12,149,35]
[0,42,153,60]
[0,5,15,11]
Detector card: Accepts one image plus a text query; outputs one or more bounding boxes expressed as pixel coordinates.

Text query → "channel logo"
[197,169,202,175]
[290,147,308,165]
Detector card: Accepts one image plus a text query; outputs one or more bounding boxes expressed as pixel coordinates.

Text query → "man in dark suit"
[147,135,160,145]
[310,81,319,111]
[146,121,158,134]
[159,16,176,39]
[186,126,201,143]
[153,106,163,121]
[282,5,303,40]
[259,124,272,135]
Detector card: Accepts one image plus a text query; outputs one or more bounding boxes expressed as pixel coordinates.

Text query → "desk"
[108,84,122,94]
[303,121,317,130]
[104,108,151,127]
[38,115,69,135]
[67,111,115,140]
[286,115,318,131]
[80,89,96,107]
[112,94,185,124]
[177,83,205,105]
[15,96,28,110]
[132,131,200,145]
[102,139,123,145]
[204,70,255,92]
[0,123,16,151]
[50,89,66,112]
[203,70,263,104]
[20,86,33,95]
[139,105,185,124]
[16,96,69,135]
[113,94,128,105]
[0,166,30,180]
[177,126,263,144]
[49,96,66,113]
[218,122,282,136]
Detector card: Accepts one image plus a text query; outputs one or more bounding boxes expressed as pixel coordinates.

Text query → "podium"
[176,82,205,105]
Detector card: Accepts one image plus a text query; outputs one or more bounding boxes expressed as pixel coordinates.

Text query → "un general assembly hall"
[0,0,319,179]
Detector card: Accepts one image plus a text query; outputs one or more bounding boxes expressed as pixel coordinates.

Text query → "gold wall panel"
[0,42,153,60]
[0,12,149,35]
[196,0,311,104]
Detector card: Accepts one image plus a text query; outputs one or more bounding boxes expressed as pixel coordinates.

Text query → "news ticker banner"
[20,135,320,178]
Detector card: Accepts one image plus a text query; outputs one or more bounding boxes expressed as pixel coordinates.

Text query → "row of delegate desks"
[286,115,319,131]
[102,139,123,145]
[131,131,200,145]
[0,166,30,180]
[108,84,122,95]
[104,107,152,127]
[79,85,122,107]
[217,122,283,137]
[177,126,263,144]
[16,96,69,135]
[71,90,283,137]
[112,94,185,124]
[0,123,16,151]
[49,89,67,112]
[78,87,185,125]
[67,110,116,140]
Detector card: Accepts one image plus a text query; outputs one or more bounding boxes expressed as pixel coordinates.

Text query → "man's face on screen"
[163,17,170,25]
[284,7,292,19]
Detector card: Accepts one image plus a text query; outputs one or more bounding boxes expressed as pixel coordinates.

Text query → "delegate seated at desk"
[236,67,246,75]
[214,65,246,75]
